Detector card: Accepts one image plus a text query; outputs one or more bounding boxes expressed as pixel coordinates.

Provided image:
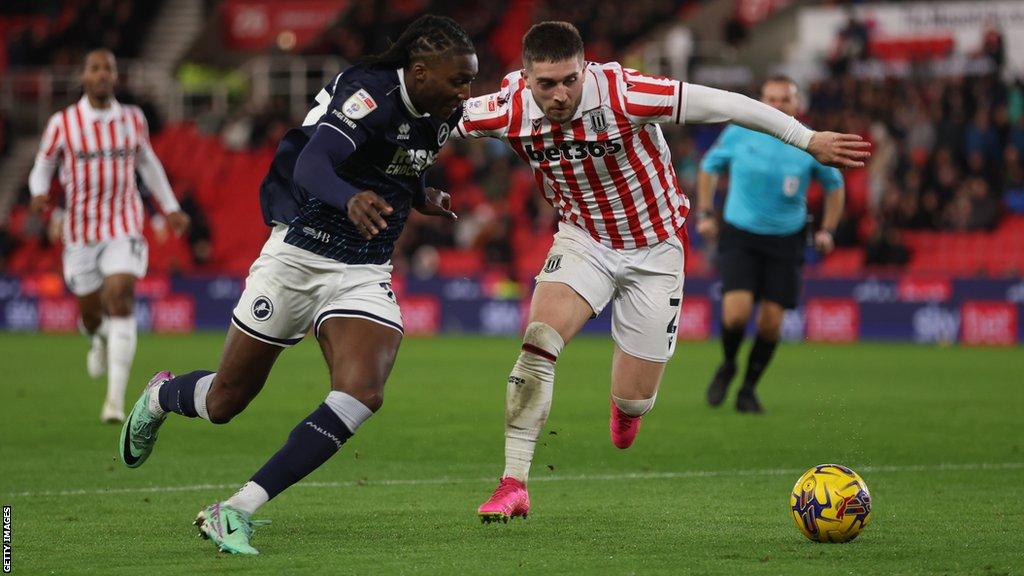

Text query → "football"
[790,464,872,543]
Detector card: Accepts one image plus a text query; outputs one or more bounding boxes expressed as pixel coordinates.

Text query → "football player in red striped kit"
[458,22,870,523]
[28,49,189,423]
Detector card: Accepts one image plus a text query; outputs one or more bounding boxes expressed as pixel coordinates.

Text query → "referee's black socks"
[741,336,778,390]
[721,326,745,364]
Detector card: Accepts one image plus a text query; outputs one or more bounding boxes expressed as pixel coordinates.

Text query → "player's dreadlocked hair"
[522,22,584,67]
[361,15,474,69]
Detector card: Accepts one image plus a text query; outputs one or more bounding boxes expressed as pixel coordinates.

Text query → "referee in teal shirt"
[696,75,845,413]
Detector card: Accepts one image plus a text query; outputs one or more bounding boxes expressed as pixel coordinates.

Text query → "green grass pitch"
[1,333,1022,575]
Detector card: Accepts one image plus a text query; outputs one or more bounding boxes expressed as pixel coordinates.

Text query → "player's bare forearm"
[822,188,845,232]
[695,171,720,240]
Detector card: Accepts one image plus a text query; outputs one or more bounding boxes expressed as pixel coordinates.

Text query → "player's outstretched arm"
[683,84,870,169]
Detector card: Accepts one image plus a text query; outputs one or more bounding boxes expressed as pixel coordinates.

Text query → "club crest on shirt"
[586,108,608,133]
[543,254,563,273]
[437,123,450,146]
[342,89,377,119]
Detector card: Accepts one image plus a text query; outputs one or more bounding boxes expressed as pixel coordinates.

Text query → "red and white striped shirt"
[456,62,690,250]
[29,96,179,246]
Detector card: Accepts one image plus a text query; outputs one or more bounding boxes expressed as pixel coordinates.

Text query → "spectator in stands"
[864,224,909,266]
[829,10,871,76]
[0,109,10,157]
[977,23,1005,74]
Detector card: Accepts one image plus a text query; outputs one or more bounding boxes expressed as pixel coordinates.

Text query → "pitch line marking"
[4,462,1022,499]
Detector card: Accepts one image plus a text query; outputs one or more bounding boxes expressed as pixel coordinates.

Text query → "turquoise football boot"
[118,370,174,468]
[194,502,271,555]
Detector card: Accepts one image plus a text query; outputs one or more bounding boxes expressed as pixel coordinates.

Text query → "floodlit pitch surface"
[1,333,1021,575]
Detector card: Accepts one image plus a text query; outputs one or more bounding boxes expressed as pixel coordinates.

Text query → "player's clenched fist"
[347,190,393,240]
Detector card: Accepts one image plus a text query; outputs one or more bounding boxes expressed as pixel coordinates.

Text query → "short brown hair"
[522,21,584,67]
[762,74,797,91]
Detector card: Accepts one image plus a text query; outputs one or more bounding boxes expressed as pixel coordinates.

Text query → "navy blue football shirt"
[260,64,460,264]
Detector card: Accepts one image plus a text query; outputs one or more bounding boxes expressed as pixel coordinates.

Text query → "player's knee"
[330,374,386,412]
[101,285,135,316]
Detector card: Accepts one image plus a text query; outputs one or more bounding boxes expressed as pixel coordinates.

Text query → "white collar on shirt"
[525,62,602,123]
[78,94,122,122]
[397,68,428,118]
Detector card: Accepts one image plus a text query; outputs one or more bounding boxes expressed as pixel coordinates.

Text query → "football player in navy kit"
[117,15,477,555]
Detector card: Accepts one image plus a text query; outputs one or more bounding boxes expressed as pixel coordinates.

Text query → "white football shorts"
[62,235,149,296]
[232,225,402,347]
[536,222,685,362]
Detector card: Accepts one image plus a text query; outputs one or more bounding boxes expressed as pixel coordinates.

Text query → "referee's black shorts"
[717,222,805,309]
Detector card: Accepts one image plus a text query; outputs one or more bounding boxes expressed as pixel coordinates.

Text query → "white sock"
[194,373,215,421]
[324,390,374,432]
[106,316,137,407]
[226,481,269,515]
[612,394,657,417]
[503,322,564,483]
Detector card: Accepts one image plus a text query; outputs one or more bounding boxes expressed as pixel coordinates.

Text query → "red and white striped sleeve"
[130,106,180,214]
[619,67,685,125]
[28,112,64,197]
[453,71,519,140]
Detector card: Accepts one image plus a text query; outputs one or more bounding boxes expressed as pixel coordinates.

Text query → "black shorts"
[717,222,805,309]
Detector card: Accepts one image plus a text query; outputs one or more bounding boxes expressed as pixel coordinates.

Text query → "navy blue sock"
[250,403,353,500]
[158,370,213,417]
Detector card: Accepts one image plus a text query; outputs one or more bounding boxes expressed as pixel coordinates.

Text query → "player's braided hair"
[362,14,474,69]
[522,21,584,67]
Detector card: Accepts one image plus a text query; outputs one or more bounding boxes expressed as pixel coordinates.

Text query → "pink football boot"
[477,477,530,523]
[609,398,642,449]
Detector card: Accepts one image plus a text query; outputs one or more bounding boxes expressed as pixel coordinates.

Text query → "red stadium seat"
[436,249,484,278]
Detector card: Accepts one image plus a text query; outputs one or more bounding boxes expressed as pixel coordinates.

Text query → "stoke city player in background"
[456,22,869,523]
[117,15,476,555]
[28,49,189,423]
[697,75,845,414]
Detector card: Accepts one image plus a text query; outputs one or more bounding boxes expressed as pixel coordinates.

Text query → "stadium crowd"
[2,2,1024,278]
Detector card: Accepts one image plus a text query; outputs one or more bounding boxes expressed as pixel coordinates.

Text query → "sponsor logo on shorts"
[543,255,563,273]
[252,296,274,322]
